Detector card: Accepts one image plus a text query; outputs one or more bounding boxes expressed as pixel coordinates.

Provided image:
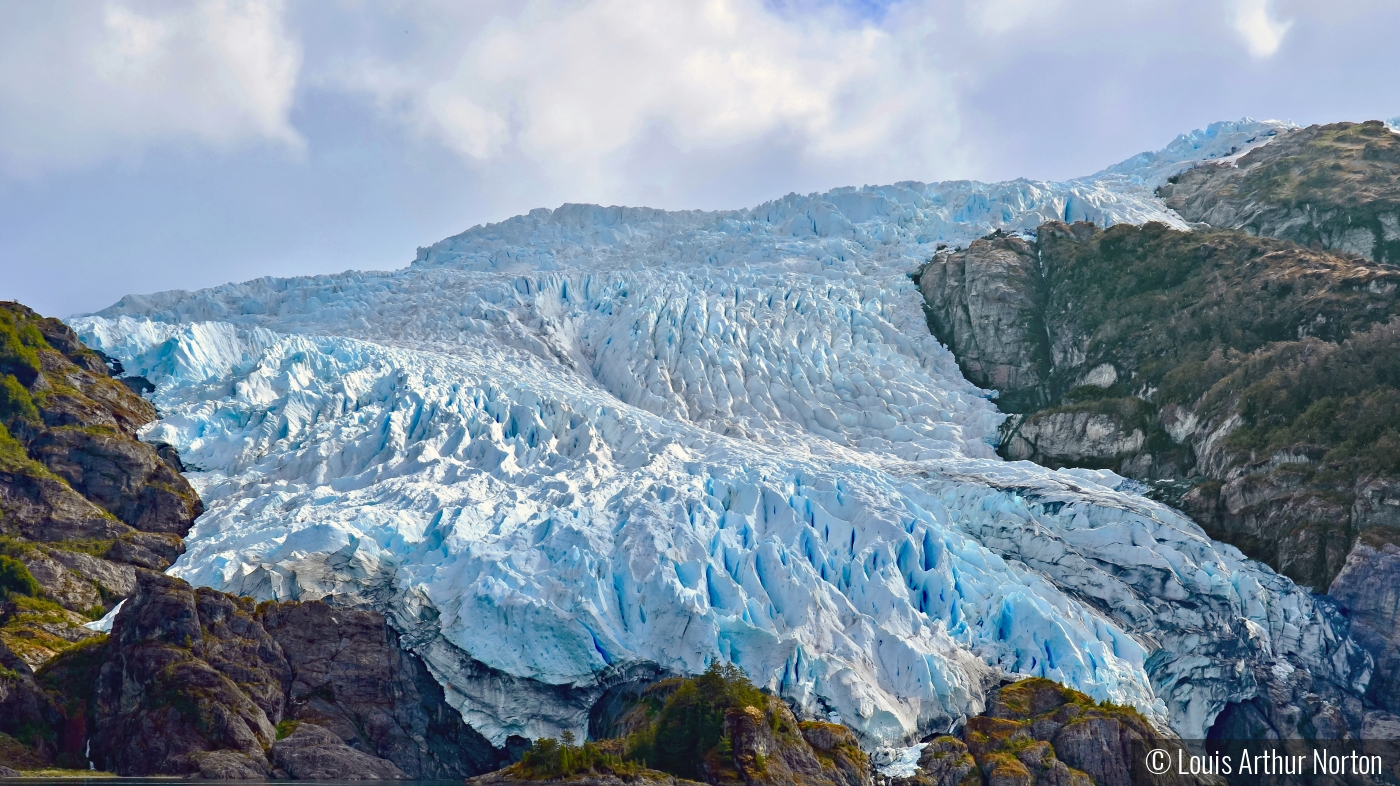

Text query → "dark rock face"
[261,598,502,778]
[918,233,1053,414]
[90,572,282,776]
[1331,543,1400,710]
[74,570,499,778]
[271,723,409,780]
[29,426,201,535]
[0,640,64,768]
[1160,121,1400,264]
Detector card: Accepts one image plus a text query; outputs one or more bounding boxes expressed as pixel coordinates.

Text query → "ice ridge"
[73,117,1363,747]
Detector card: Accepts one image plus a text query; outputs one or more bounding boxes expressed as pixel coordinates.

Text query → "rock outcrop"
[1331,543,1400,712]
[88,572,286,776]
[0,639,66,769]
[892,679,1203,786]
[261,595,503,778]
[697,698,871,786]
[919,222,1400,593]
[0,301,202,669]
[30,570,501,778]
[271,723,410,781]
[1160,120,1400,264]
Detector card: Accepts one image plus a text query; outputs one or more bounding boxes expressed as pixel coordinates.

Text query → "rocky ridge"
[919,221,1400,592]
[0,298,202,663]
[1160,120,1400,264]
[472,664,873,786]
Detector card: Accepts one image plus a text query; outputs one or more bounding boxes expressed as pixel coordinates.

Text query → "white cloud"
[0,0,302,176]
[349,0,966,204]
[966,0,1065,35]
[1232,0,1292,58]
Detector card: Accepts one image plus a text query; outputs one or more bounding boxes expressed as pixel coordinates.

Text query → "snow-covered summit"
[74,117,1363,748]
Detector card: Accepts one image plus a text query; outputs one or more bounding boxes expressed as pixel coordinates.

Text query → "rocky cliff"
[0,300,201,668]
[31,569,502,778]
[1160,120,1400,264]
[919,221,1400,592]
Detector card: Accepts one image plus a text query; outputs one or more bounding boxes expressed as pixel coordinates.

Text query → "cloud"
[1231,0,1292,58]
[347,0,966,205]
[0,0,302,176]
[966,0,1064,35]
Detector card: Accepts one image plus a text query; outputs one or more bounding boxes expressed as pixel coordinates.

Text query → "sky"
[0,0,1396,318]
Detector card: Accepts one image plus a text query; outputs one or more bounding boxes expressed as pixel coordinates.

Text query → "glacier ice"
[873,743,928,779]
[73,118,1366,747]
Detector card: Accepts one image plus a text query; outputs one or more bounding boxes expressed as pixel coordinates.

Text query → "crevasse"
[73,118,1364,747]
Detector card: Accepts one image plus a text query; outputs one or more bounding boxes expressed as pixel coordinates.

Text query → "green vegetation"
[0,375,37,426]
[52,539,116,559]
[992,677,1148,725]
[0,422,42,475]
[1242,122,1398,204]
[1036,222,1400,409]
[0,556,41,598]
[38,633,110,724]
[17,769,118,778]
[1200,324,1400,478]
[0,310,45,387]
[276,719,300,740]
[514,662,771,782]
[1164,121,1400,265]
[517,732,638,780]
[625,662,765,778]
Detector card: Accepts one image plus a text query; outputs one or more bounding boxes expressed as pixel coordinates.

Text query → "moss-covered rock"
[0,301,207,676]
[918,220,1400,590]
[1161,120,1400,264]
[0,301,202,548]
[493,664,868,786]
[894,679,1203,786]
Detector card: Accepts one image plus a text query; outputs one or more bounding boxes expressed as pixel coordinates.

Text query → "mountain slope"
[70,119,1368,747]
[1160,120,1400,263]
[0,301,201,669]
[918,220,1400,591]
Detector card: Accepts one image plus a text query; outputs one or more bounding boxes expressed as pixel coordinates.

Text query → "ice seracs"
[73,117,1365,748]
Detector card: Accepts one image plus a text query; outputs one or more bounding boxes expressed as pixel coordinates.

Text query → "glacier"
[72,118,1367,748]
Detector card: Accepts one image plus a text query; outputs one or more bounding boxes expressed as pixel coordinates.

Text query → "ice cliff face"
[72,118,1365,747]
